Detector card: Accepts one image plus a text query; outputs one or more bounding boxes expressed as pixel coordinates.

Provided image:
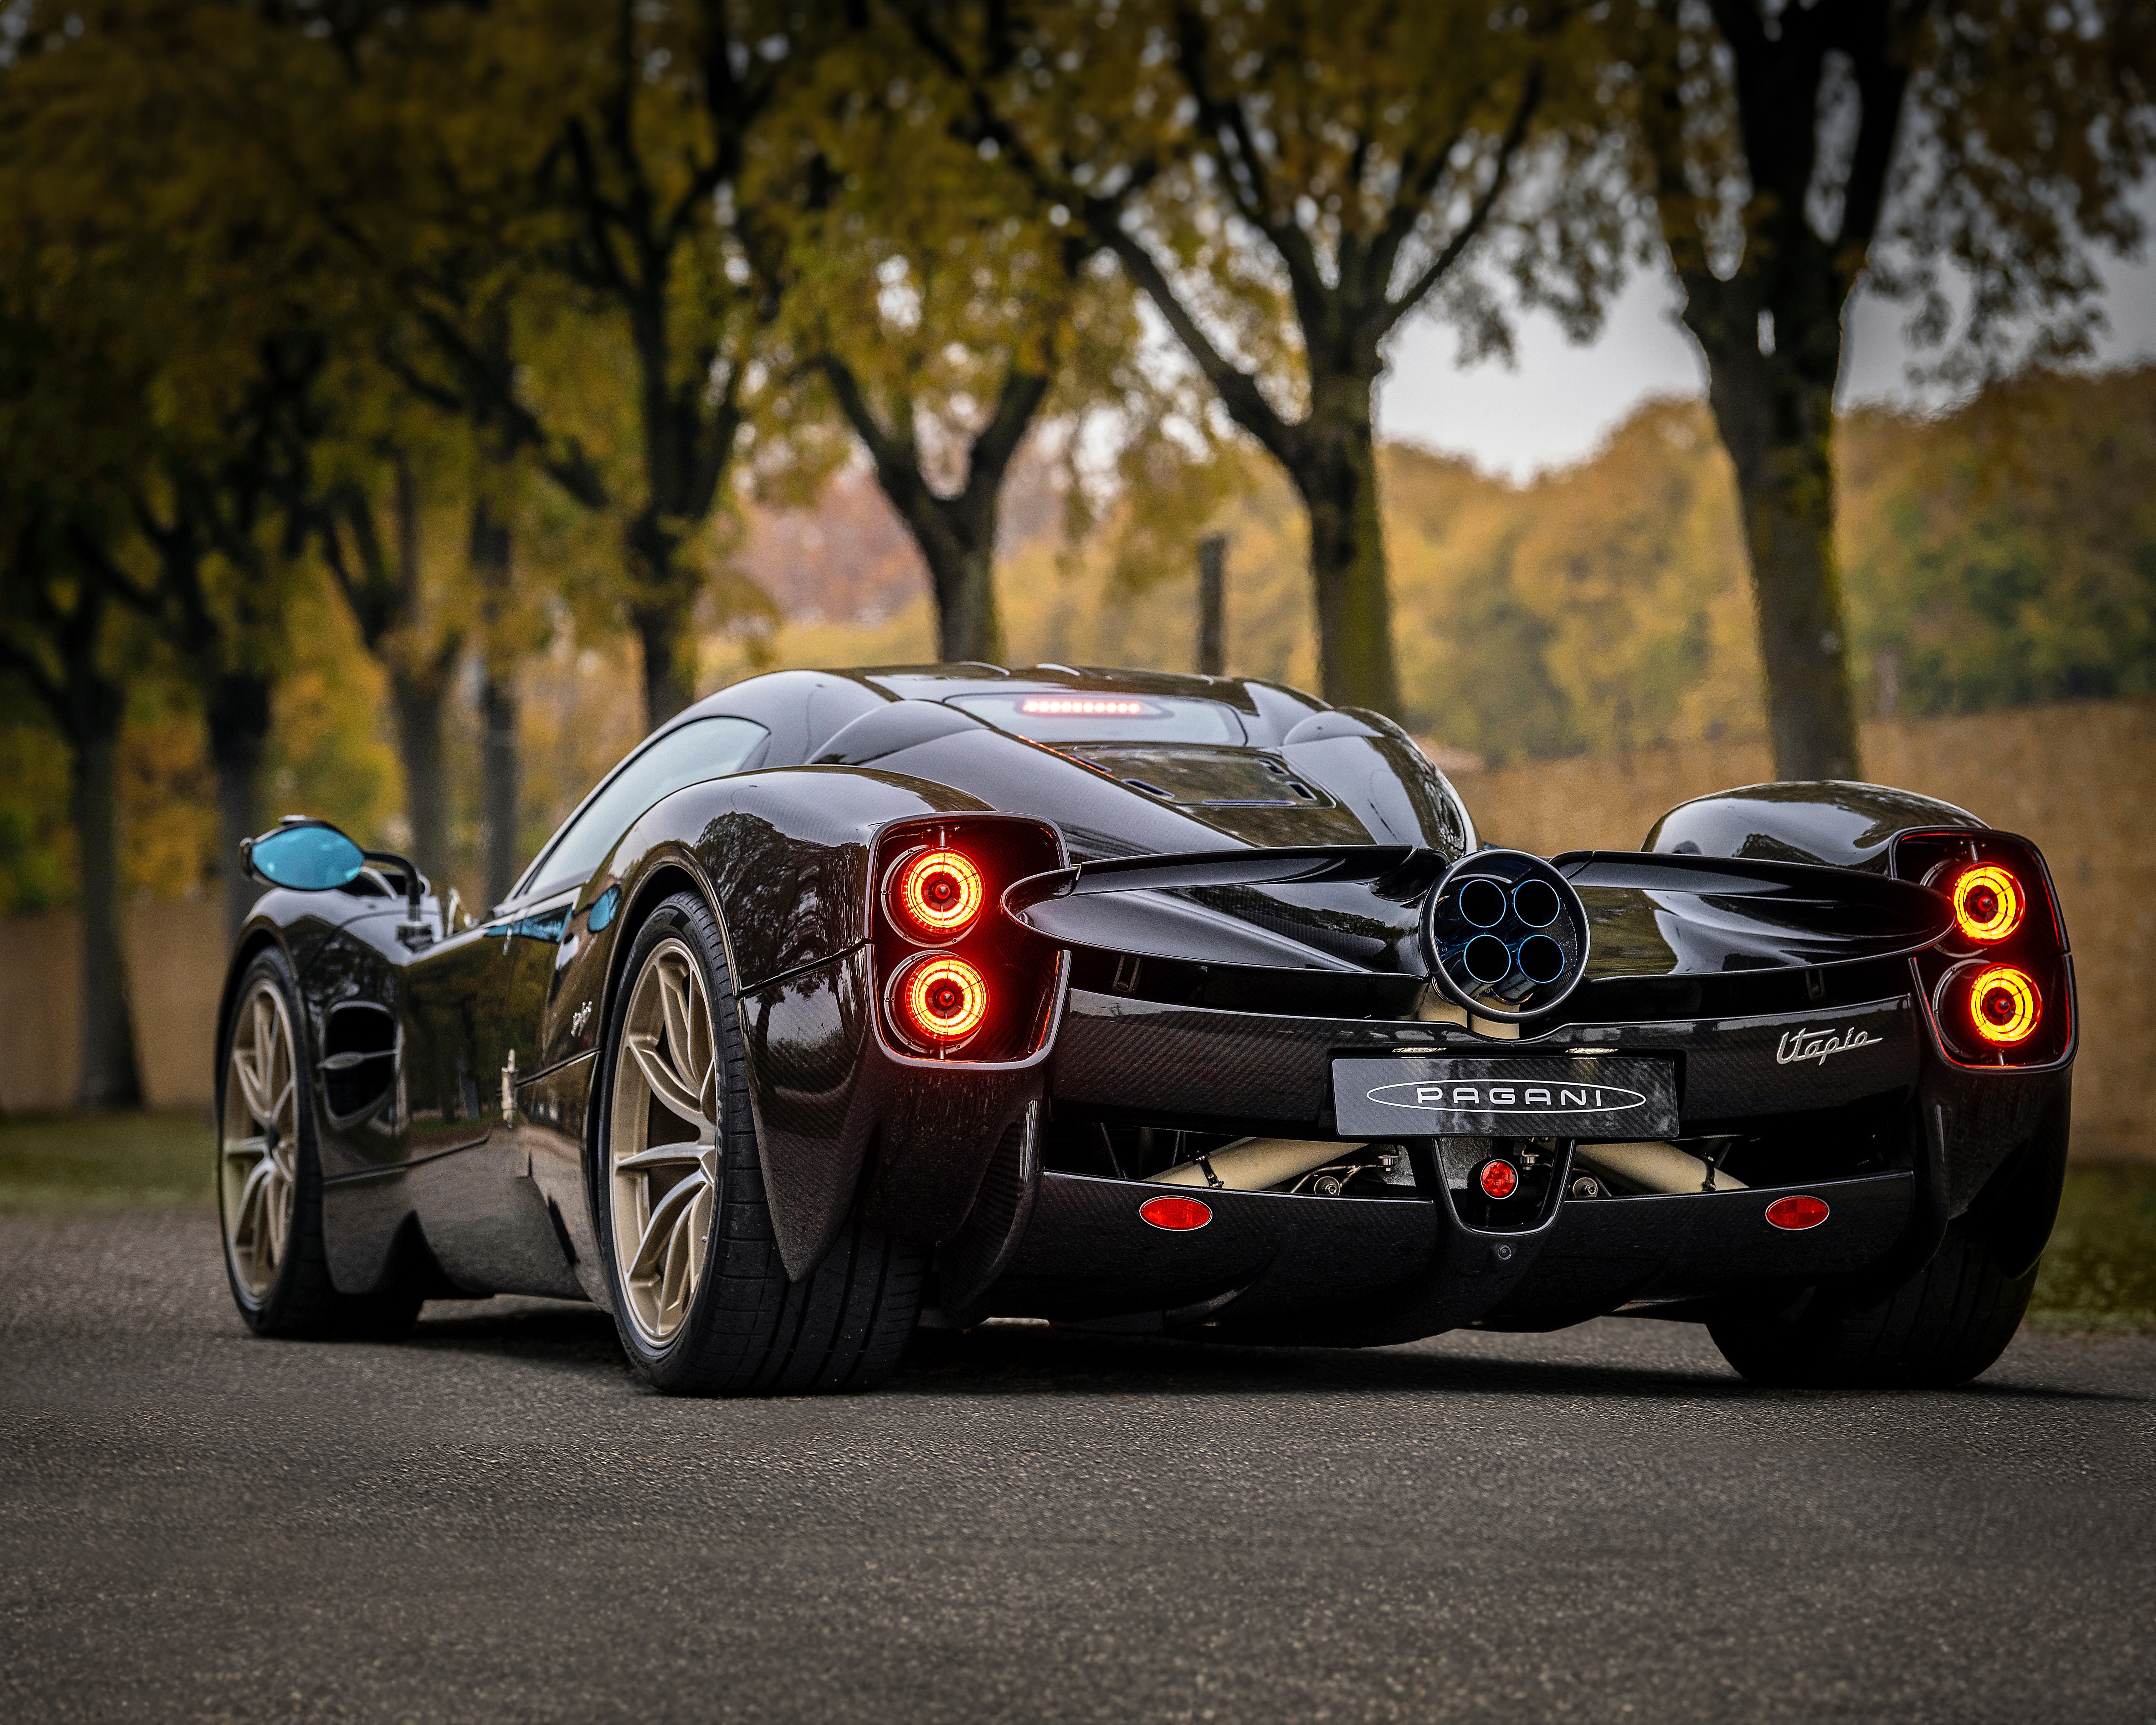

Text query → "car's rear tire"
[596,891,924,1395]
[1706,1220,2036,1388]
[219,948,421,1340]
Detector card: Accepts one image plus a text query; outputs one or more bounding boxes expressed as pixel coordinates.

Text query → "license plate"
[1331,1055,1680,1138]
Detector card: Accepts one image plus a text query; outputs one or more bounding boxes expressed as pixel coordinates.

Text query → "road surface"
[3,1209,2150,1723]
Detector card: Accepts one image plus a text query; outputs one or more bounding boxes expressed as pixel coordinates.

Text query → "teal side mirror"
[242,820,366,891]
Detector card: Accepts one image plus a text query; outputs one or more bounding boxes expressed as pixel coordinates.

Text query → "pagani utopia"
[216,666,2076,1392]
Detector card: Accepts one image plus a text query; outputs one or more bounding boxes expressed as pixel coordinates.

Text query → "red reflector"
[1765,1195,1830,1231]
[1138,1194,1212,1232]
[1477,1159,1520,1199]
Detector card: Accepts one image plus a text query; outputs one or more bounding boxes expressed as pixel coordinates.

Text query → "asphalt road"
[2,1210,2151,1725]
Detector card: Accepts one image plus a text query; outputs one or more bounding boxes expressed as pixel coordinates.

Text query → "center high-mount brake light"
[1018,697,1150,716]
[1951,863,2025,945]
[893,954,989,1046]
[892,846,984,940]
[1968,963,2041,1046]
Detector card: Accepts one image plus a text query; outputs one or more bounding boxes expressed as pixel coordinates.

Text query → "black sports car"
[216,664,2077,1393]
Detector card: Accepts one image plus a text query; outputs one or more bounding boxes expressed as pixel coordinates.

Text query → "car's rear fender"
[554,765,1051,1282]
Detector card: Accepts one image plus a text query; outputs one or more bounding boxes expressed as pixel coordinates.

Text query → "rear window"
[524,715,769,897]
[947,692,1245,746]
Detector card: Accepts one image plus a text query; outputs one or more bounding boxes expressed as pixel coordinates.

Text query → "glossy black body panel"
[212,664,2073,1353]
[1645,780,1982,871]
[988,1174,1440,1324]
[1556,851,1955,976]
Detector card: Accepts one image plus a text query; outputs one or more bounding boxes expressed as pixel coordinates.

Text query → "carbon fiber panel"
[1483,1171,1917,1324]
[935,1105,1040,1318]
[1053,990,1423,1127]
[985,1173,1438,1322]
[740,948,882,1276]
[1053,991,1925,1131]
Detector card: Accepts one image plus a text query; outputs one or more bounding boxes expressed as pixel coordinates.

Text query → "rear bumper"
[976,1168,1915,1341]
[961,981,2071,1340]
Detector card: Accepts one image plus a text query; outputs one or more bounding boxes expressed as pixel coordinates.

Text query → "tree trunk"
[473,497,519,908]
[1684,287,1862,782]
[206,673,272,943]
[1731,419,1861,782]
[1293,401,1400,715]
[71,727,141,1110]
[390,671,450,884]
[931,536,1001,664]
[633,606,693,734]
[628,513,696,731]
[480,671,519,907]
[1196,534,1227,676]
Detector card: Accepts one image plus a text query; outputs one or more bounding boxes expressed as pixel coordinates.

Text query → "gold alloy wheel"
[221,976,300,1303]
[608,936,720,1347]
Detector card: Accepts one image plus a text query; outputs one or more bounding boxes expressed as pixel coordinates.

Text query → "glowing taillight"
[892,954,989,1047]
[890,846,985,940]
[1477,1159,1519,1199]
[1968,964,2041,1046]
[1765,1194,1830,1231]
[1138,1194,1211,1231]
[1950,864,2025,945]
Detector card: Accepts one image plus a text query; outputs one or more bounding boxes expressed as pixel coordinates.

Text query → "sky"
[1377,230,2156,483]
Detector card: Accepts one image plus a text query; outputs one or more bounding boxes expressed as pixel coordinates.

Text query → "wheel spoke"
[220,976,306,1303]
[630,1172,706,1281]
[232,1044,272,1126]
[627,1031,710,1128]
[265,1148,293,1267]
[657,1207,694,1330]
[657,962,694,1071]
[235,1155,273,1250]
[611,935,731,1346]
[614,1141,709,1173]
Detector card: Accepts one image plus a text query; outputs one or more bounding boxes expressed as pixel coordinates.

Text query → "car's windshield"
[946,692,1245,746]
[522,715,769,899]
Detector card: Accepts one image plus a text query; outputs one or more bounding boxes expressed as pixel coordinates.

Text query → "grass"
[0,1112,2148,1331]
[0,1110,214,1211]
[2028,1163,2156,1334]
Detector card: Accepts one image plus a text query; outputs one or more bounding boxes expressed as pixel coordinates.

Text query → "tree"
[121,334,325,938]
[294,1,810,733]
[1628,0,2156,779]
[786,19,1145,662]
[910,0,1628,715]
[315,447,466,881]
[0,295,148,1108]
[529,0,804,727]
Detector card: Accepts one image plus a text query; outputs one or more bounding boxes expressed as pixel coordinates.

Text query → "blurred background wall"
[6,697,2150,1157]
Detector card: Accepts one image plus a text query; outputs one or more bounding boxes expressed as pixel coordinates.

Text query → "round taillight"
[1477,1159,1520,1200]
[1968,963,2040,1046]
[890,846,985,940]
[1138,1194,1212,1231]
[1765,1194,1829,1231]
[1950,864,2025,945]
[892,954,989,1047]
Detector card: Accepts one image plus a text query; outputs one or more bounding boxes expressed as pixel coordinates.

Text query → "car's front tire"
[595,890,924,1395]
[1706,1220,2037,1388]
[218,948,420,1339]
